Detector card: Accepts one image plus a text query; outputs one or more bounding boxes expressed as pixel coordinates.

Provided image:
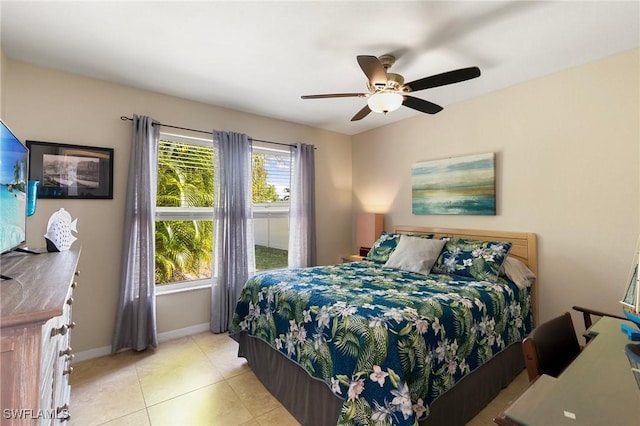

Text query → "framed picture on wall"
[411,152,496,215]
[26,140,114,199]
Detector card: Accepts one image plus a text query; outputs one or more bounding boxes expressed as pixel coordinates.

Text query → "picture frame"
[26,140,114,199]
[412,152,496,215]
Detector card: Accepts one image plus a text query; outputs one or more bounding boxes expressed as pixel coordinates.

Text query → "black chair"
[523,307,628,382]
[522,312,580,382]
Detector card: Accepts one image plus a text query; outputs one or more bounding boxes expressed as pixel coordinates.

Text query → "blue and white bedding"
[230,260,532,426]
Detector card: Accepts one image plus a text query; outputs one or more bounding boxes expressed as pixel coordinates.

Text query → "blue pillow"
[433,238,512,281]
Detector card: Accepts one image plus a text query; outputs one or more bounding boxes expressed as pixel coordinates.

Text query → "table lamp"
[356,213,383,256]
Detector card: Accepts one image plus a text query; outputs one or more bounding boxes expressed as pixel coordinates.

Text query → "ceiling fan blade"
[301,93,367,99]
[351,105,371,121]
[357,55,387,87]
[403,95,443,114]
[405,66,481,92]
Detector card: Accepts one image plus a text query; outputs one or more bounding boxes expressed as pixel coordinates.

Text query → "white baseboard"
[73,322,211,363]
[73,345,112,363]
[157,322,210,343]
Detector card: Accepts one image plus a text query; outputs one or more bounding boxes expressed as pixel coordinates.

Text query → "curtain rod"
[120,116,300,149]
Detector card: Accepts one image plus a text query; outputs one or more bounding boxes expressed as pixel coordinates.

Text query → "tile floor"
[69,332,529,426]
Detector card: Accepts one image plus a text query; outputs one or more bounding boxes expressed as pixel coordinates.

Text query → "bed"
[230,226,537,426]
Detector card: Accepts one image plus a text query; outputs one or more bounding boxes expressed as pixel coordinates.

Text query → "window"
[252,143,291,271]
[155,134,291,290]
[155,133,215,289]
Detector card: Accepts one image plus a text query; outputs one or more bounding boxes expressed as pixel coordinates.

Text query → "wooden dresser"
[1,248,81,425]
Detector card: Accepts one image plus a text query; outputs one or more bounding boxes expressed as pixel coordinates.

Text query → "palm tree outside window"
[154,133,291,291]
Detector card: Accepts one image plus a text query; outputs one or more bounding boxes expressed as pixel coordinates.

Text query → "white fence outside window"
[253,202,289,250]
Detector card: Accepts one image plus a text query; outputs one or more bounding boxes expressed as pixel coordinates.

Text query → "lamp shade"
[356,213,384,249]
[367,92,403,114]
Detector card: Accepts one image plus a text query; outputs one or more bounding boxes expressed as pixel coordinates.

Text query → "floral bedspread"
[230,260,532,426]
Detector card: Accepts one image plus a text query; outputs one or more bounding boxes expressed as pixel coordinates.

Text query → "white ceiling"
[1,1,639,136]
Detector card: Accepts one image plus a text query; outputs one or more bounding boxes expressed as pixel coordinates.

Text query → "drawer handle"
[74,270,80,276]
[52,325,68,337]
[63,366,73,376]
[71,281,78,289]
[51,322,75,337]
[59,347,74,361]
[67,297,74,305]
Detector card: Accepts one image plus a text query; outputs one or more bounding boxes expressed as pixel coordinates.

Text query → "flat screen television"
[0,119,29,253]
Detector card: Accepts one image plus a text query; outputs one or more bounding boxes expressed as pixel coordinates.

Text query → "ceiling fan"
[301,55,481,121]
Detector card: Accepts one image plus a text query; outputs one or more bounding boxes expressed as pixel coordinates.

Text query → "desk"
[502,317,640,425]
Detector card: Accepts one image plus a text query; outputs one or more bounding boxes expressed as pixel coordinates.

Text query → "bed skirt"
[234,332,524,426]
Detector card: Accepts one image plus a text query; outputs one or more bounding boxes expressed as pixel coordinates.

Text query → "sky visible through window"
[263,152,290,201]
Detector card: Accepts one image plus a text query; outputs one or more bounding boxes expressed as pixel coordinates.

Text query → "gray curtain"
[210,130,255,333]
[288,143,316,267]
[112,115,159,353]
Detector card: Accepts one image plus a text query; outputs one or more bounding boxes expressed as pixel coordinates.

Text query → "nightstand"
[341,254,364,263]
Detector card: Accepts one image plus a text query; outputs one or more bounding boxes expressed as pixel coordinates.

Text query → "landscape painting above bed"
[412,152,496,215]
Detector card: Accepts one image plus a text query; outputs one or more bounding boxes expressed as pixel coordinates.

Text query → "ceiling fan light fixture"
[367,92,403,114]
[301,55,480,121]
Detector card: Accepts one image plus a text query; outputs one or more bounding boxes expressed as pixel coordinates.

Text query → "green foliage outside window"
[155,141,215,284]
[252,154,279,203]
[155,139,283,285]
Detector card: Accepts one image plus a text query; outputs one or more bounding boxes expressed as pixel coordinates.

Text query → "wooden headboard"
[395,225,538,325]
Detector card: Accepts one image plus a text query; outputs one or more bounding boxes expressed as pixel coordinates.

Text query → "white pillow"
[500,256,536,290]
[384,235,446,275]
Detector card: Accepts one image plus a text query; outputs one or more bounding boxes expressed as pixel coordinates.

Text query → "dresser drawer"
[39,280,75,425]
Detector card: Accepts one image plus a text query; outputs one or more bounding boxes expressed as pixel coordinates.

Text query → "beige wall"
[3,60,353,353]
[353,49,640,335]
[0,48,6,117]
[4,49,638,354]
